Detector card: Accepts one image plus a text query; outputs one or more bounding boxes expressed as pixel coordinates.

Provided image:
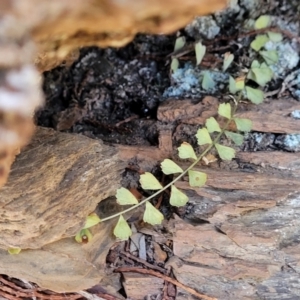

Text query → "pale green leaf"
[174,36,186,51]
[218,103,231,119]
[83,213,101,229]
[249,66,273,87]
[161,159,183,175]
[196,128,212,145]
[171,58,179,73]
[250,35,269,51]
[8,247,21,255]
[255,15,271,29]
[229,76,237,94]
[235,77,245,91]
[247,70,256,82]
[267,31,283,42]
[234,118,253,132]
[205,117,221,133]
[251,60,260,68]
[259,50,279,65]
[215,143,235,160]
[140,172,163,190]
[245,86,264,104]
[224,131,244,146]
[170,185,189,207]
[75,228,93,244]
[116,187,138,205]
[202,72,215,91]
[195,42,206,65]
[143,202,164,225]
[188,170,207,187]
[223,52,234,71]
[113,215,132,240]
[178,142,197,160]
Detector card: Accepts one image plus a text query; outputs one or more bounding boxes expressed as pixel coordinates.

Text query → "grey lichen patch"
[163,63,229,98]
[275,134,300,152]
[264,40,299,78]
[291,110,300,119]
[185,16,220,40]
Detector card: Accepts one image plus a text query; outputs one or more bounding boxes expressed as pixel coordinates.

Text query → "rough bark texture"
[0,127,123,250]
[158,97,300,134]
[170,151,300,299]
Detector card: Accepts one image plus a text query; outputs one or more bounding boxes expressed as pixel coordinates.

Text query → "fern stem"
[100,100,238,223]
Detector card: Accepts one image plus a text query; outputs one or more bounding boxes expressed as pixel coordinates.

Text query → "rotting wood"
[157,96,219,124]
[122,272,164,299]
[158,97,300,134]
[0,127,124,250]
[168,152,300,299]
[237,151,300,175]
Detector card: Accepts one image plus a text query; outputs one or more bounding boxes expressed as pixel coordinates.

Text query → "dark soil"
[38,35,175,146]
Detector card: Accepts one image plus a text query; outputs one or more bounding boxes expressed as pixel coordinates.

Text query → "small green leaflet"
[245,86,264,104]
[259,50,279,65]
[215,143,235,160]
[178,142,197,160]
[202,72,215,91]
[188,170,207,187]
[223,52,234,72]
[234,118,252,132]
[251,60,260,68]
[205,117,221,133]
[161,159,183,175]
[248,65,273,87]
[195,41,206,65]
[116,187,138,205]
[140,172,163,190]
[267,32,283,42]
[75,228,93,244]
[218,103,231,119]
[254,15,271,29]
[113,215,132,240]
[170,185,189,207]
[196,128,212,145]
[224,131,244,146]
[8,247,21,255]
[174,36,186,51]
[83,213,101,229]
[229,76,236,94]
[250,35,269,51]
[143,202,164,225]
[171,58,179,73]
[235,77,245,91]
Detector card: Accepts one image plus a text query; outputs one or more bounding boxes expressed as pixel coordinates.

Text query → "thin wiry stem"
[100,100,239,223]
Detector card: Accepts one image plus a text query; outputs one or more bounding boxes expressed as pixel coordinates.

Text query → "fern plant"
[75,96,253,242]
[74,15,280,243]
